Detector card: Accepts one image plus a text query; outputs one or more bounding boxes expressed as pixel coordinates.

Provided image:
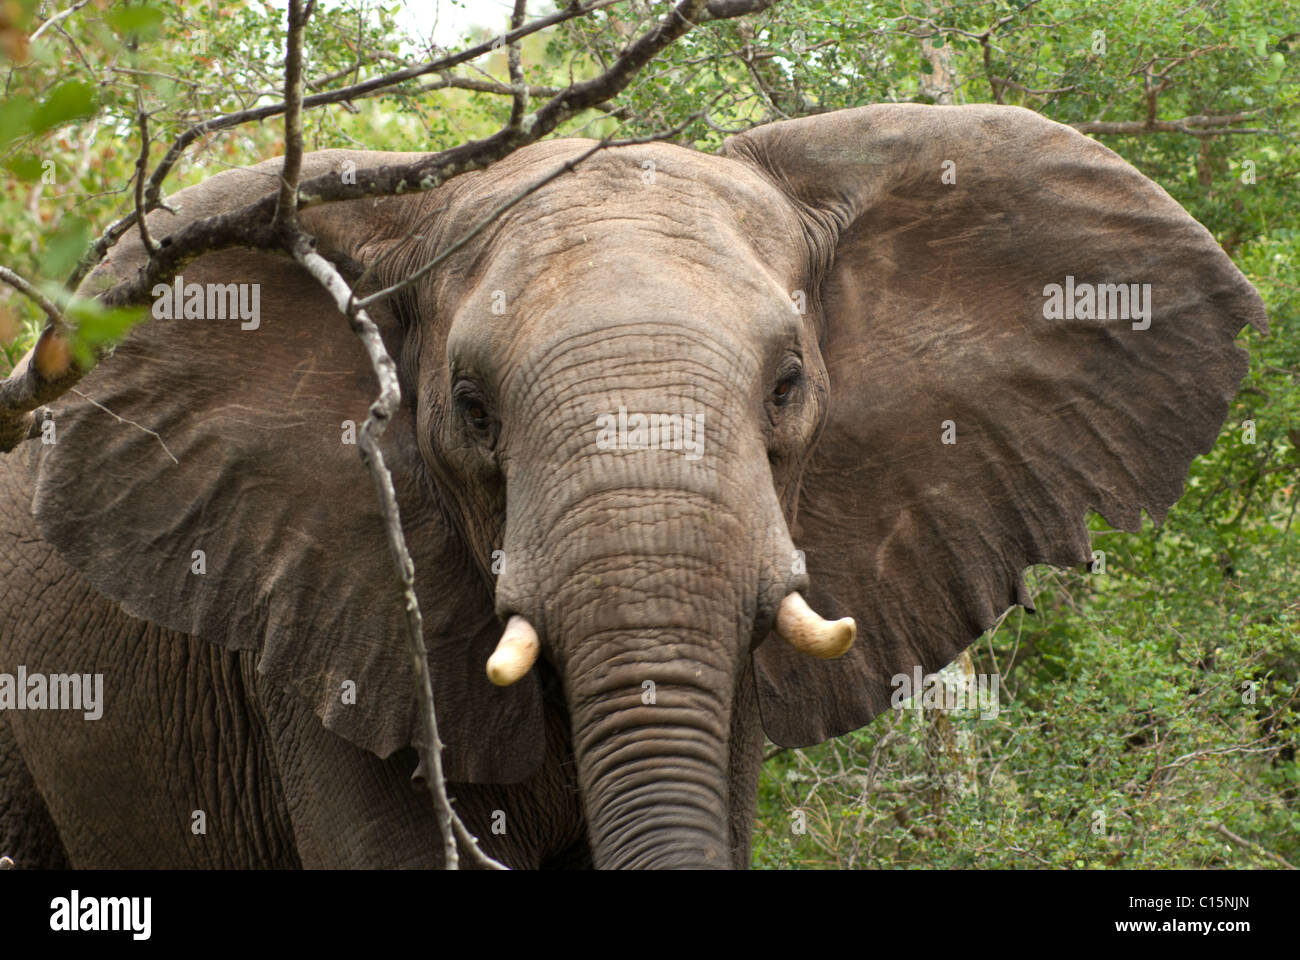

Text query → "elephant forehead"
[453,281,792,393]
[448,138,808,283]
[435,139,811,376]
[470,136,800,215]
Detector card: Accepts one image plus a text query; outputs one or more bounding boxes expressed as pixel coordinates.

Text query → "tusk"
[775,592,856,659]
[486,615,540,686]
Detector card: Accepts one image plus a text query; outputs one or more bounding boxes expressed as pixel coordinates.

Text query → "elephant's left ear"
[25,152,543,783]
[722,104,1268,746]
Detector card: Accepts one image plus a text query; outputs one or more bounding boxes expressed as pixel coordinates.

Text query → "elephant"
[0,103,1266,869]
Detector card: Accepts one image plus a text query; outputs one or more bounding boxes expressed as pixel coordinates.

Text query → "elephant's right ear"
[722,104,1268,747]
[28,151,542,783]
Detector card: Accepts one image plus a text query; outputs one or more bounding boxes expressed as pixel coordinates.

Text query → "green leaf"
[0,95,34,150]
[920,58,935,74]
[64,299,148,369]
[40,218,91,281]
[106,3,166,38]
[3,154,45,181]
[27,81,97,134]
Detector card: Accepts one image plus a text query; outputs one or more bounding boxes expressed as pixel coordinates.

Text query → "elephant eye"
[773,370,801,406]
[454,386,492,432]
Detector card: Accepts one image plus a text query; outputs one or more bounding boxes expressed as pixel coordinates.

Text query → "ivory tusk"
[775,592,856,659]
[486,615,540,686]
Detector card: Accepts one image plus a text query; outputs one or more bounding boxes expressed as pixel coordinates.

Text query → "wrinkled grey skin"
[0,105,1266,869]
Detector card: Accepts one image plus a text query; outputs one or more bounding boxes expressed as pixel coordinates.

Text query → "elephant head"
[31,104,1265,868]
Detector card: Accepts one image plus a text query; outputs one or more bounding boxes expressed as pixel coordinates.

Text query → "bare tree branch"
[1072,112,1272,137]
[291,238,506,871]
[69,210,154,293]
[0,325,77,452]
[0,266,64,331]
[274,0,500,871]
[139,0,625,217]
[296,243,451,866]
[133,108,158,256]
[27,0,91,44]
[272,0,311,236]
[67,0,769,292]
[87,0,716,313]
[1211,822,1297,869]
[0,264,74,448]
[507,0,529,129]
[63,0,624,292]
[406,74,565,98]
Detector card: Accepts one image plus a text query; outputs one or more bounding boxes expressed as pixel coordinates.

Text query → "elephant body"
[0,105,1266,869]
[0,450,767,868]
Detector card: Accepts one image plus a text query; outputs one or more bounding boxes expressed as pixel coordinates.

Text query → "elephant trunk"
[565,648,734,869]
[502,485,751,868]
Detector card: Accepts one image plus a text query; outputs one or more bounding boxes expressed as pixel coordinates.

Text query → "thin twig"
[70,388,177,464]
[354,121,705,311]
[292,239,505,871]
[1211,822,1297,869]
[28,0,91,43]
[507,0,529,129]
[0,266,65,330]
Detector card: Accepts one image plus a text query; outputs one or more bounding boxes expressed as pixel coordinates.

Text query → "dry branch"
[507,0,529,129]
[1211,822,1297,870]
[272,0,312,236]
[292,238,505,869]
[84,0,714,313]
[139,0,625,216]
[1071,112,1271,137]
